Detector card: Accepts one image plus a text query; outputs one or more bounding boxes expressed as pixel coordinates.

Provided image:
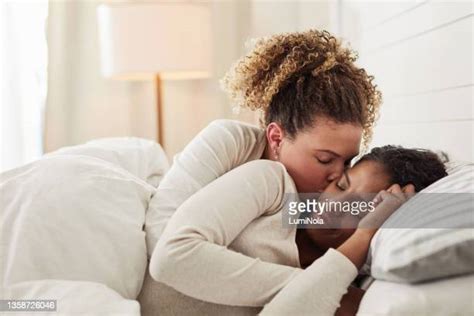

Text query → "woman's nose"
[327,163,345,182]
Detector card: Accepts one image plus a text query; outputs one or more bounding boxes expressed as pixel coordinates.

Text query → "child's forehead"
[351,159,385,173]
[348,160,391,185]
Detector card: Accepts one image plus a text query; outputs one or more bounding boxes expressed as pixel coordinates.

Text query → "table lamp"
[97,3,212,147]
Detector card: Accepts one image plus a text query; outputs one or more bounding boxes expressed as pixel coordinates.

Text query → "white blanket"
[2,280,140,315]
[1,138,169,313]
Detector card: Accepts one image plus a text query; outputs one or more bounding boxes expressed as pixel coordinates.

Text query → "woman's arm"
[150,160,300,306]
[261,184,416,315]
[259,247,359,315]
[145,119,266,257]
[150,160,359,309]
[258,231,377,315]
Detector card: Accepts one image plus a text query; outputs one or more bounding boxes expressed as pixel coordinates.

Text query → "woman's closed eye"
[316,156,333,164]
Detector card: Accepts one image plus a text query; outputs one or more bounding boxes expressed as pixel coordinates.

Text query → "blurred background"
[1,0,472,171]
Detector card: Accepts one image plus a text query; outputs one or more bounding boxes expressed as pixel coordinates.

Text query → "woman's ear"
[266,122,285,150]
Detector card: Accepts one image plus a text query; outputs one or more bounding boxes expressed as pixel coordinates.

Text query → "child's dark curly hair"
[357,145,449,192]
[220,29,382,148]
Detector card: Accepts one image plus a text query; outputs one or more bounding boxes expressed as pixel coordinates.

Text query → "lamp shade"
[97,4,212,80]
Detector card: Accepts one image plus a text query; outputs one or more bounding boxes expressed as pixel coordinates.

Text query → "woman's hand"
[357,183,415,237]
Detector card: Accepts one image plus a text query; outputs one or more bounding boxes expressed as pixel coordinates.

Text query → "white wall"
[44,0,336,160]
[45,1,156,153]
[250,0,335,37]
[161,0,335,159]
[44,0,256,160]
[339,0,473,161]
[45,0,473,162]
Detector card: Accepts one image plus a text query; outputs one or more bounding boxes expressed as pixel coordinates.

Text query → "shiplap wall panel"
[371,121,474,160]
[361,1,473,52]
[354,0,423,30]
[360,17,473,97]
[379,85,473,123]
[341,0,473,161]
[341,1,425,47]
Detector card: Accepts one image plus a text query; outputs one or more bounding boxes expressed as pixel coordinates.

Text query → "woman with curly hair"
[145,29,395,315]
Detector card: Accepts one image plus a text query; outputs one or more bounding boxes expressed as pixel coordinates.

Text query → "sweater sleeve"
[260,248,359,315]
[149,160,302,307]
[150,160,359,308]
[145,119,266,257]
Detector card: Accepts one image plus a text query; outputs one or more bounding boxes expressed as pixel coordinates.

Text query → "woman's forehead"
[300,119,363,155]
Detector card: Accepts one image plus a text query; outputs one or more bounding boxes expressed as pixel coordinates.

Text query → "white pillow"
[369,162,474,283]
[48,137,169,187]
[357,274,474,316]
[1,155,154,299]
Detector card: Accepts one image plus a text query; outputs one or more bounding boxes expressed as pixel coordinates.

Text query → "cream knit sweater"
[147,119,358,315]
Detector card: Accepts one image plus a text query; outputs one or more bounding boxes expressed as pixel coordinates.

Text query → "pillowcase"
[357,274,474,316]
[1,155,154,299]
[48,137,169,187]
[368,162,474,283]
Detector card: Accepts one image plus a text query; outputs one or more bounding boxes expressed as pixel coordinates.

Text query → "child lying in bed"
[295,145,448,268]
[150,145,447,316]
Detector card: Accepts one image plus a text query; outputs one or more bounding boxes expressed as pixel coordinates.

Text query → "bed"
[1,137,472,315]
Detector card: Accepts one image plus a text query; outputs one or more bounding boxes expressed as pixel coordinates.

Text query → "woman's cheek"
[283,157,328,192]
[310,165,331,190]
[302,167,327,192]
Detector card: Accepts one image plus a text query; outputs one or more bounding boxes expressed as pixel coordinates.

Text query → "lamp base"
[155,74,164,147]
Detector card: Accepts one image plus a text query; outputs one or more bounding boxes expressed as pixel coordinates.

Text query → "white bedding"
[1,138,169,309]
[1,155,152,298]
[358,274,474,315]
[2,137,472,315]
[48,137,169,187]
[1,280,140,315]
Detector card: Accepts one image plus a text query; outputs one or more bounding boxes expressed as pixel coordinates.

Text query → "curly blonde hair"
[220,29,382,148]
